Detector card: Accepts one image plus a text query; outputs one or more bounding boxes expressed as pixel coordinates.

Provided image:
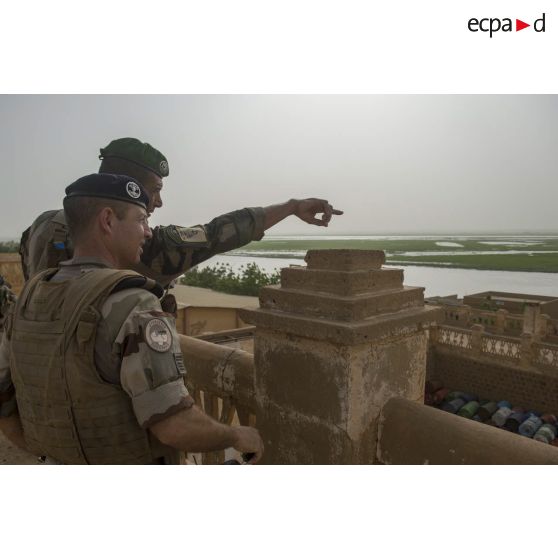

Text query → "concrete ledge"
[377,397,558,465]
[240,305,442,345]
[280,267,404,296]
[305,249,385,271]
[179,335,256,408]
[259,285,425,321]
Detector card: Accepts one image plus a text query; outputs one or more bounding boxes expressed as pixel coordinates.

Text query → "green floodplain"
[233,236,558,273]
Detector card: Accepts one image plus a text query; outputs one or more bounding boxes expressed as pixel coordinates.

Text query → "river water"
[196,254,558,299]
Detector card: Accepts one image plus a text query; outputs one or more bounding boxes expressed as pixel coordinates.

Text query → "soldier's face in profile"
[113,206,152,268]
[141,172,164,215]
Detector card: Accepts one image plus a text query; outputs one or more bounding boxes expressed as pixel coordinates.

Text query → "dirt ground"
[0,430,38,465]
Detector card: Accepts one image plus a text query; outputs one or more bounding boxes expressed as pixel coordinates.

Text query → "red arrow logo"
[516,19,530,31]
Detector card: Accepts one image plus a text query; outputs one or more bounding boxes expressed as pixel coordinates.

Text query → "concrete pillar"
[536,313,551,341]
[523,303,541,336]
[463,305,472,327]
[429,324,439,345]
[495,309,508,334]
[520,332,534,368]
[239,249,442,464]
[471,324,484,356]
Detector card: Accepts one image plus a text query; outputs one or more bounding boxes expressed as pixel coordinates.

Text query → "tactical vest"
[19,210,72,281]
[8,268,182,464]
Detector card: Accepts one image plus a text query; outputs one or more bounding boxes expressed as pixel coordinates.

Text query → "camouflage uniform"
[0,276,16,334]
[21,207,266,286]
[0,257,195,462]
[55,257,194,428]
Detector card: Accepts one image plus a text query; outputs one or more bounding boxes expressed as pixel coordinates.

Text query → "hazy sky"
[0,95,556,238]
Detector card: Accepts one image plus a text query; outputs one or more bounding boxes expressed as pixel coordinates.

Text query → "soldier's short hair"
[63,196,131,243]
[98,157,156,186]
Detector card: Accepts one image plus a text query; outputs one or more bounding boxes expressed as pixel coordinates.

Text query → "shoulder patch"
[173,226,208,244]
[145,318,172,352]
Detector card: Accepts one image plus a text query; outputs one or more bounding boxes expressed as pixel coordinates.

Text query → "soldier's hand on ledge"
[231,425,264,464]
[293,198,343,227]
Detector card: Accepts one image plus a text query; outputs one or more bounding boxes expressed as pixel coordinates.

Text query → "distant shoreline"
[224,252,558,273]
[228,235,558,274]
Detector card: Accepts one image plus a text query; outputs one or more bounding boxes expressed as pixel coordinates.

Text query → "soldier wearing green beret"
[0,173,264,464]
[19,137,344,291]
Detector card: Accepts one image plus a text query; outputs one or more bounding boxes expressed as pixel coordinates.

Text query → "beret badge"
[126,181,141,199]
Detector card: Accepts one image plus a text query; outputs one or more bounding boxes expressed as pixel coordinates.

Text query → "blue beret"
[64,173,149,209]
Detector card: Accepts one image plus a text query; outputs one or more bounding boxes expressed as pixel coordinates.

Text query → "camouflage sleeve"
[98,289,194,429]
[0,330,16,418]
[136,206,266,286]
[0,280,17,331]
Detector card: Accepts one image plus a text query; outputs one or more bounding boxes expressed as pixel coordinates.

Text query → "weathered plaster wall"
[378,397,558,465]
[253,329,428,464]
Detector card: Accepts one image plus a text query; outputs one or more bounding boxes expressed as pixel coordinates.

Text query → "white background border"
[0,1,556,93]
[1,1,556,556]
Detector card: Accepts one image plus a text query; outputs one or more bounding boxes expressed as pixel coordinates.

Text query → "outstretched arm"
[137,199,343,286]
[263,198,343,230]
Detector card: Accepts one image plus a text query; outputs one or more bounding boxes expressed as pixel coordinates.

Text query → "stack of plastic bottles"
[424,380,558,446]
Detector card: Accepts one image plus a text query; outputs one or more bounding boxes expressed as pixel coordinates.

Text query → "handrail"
[178,334,257,464]
[377,397,558,465]
[179,334,256,406]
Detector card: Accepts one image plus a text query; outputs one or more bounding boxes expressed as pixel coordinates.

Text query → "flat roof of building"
[172,284,259,309]
[464,291,558,303]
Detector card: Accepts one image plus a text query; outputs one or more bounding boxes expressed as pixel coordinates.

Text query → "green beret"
[64,173,150,210]
[99,137,169,178]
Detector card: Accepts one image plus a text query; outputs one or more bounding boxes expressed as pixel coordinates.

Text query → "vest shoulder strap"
[61,269,151,341]
[15,268,57,314]
[111,275,164,298]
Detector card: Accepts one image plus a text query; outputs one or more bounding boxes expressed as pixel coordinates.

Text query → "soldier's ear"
[98,207,116,235]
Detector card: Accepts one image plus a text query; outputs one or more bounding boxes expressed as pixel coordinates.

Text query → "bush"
[0,241,19,253]
[180,262,280,296]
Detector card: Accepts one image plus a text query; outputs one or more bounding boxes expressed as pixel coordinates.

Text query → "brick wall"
[427,347,558,415]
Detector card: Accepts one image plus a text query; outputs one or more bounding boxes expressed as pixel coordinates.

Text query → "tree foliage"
[180,262,280,296]
[0,241,19,253]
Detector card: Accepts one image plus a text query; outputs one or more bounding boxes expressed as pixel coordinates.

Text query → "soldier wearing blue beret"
[0,173,264,464]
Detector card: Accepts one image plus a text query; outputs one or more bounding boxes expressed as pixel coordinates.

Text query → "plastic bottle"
[475,401,498,422]
[519,415,543,438]
[458,401,480,419]
[433,388,450,405]
[541,413,557,425]
[533,424,557,444]
[441,398,466,414]
[503,410,526,433]
[492,406,514,427]
[446,391,476,403]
